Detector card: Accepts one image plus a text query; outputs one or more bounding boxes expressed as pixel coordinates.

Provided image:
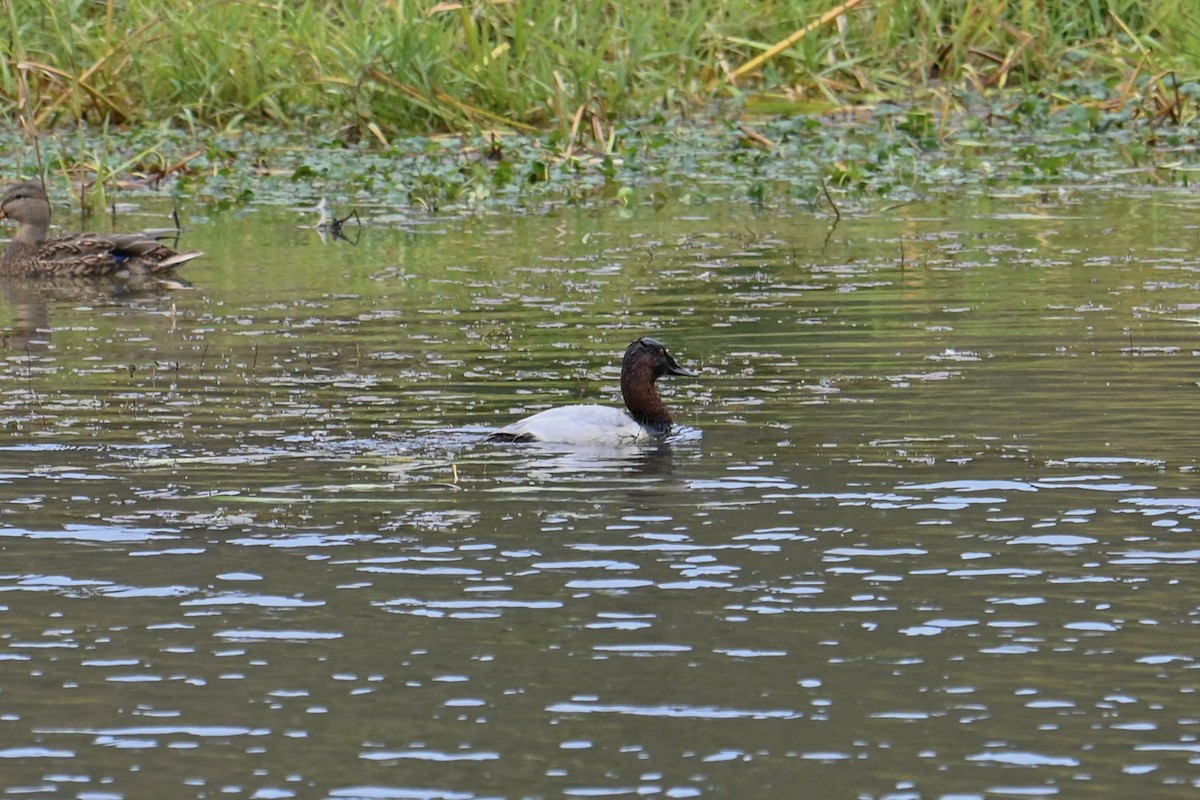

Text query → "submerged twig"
[820,178,841,222]
[820,179,841,254]
[23,344,44,428]
[328,209,361,244]
[822,222,838,254]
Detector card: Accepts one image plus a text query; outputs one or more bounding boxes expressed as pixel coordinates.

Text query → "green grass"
[4,0,1200,212]
[3,0,1199,138]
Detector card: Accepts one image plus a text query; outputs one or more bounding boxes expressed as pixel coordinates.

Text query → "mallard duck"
[0,182,203,277]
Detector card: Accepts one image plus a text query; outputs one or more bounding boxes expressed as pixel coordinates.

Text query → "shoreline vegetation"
[2,1,1199,211]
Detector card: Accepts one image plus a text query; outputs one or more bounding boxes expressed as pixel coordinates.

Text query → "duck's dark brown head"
[620,337,698,435]
[625,337,698,380]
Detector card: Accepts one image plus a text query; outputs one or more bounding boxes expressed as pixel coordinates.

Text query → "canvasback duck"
[489,337,698,446]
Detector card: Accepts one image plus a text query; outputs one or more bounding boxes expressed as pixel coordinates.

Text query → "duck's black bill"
[666,356,698,378]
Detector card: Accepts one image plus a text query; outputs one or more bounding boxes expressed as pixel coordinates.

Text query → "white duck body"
[490,337,697,447]
[490,404,657,446]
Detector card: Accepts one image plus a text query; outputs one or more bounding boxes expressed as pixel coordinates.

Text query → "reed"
[1,0,1195,136]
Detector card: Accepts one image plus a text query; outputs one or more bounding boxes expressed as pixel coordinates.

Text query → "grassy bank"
[3,0,1198,138]
[3,1,1200,214]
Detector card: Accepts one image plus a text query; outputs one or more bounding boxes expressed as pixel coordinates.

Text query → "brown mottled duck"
[0,182,203,277]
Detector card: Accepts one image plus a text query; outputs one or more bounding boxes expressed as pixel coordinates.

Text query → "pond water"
[3,188,1200,799]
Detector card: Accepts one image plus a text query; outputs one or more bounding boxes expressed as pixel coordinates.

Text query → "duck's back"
[489,404,654,446]
[25,233,202,276]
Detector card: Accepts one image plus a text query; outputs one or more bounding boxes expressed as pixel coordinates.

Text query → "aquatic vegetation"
[2,105,1200,224]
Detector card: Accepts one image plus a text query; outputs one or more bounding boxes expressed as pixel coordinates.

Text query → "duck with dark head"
[489,337,698,446]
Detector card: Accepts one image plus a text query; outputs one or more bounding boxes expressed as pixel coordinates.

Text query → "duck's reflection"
[0,275,190,351]
[483,432,703,482]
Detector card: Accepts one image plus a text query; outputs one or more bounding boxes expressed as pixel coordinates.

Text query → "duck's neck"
[3,218,50,262]
[621,363,671,436]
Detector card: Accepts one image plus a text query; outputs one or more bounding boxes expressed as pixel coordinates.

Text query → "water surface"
[2,191,1200,798]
